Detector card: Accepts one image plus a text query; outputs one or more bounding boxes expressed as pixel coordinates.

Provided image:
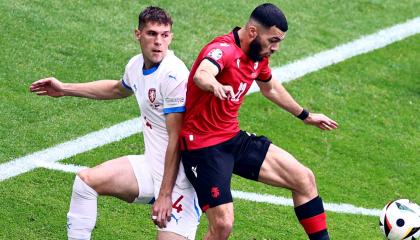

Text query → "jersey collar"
[142,62,160,75]
[232,27,241,48]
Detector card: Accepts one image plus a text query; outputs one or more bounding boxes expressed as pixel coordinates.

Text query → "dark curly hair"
[138,6,173,30]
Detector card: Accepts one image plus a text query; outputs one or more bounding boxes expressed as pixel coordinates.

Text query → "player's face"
[249,26,285,61]
[135,22,173,68]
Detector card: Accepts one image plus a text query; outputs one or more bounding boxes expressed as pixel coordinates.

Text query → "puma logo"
[171,213,182,224]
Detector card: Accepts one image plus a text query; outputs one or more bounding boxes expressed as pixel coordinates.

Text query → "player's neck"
[143,59,161,70]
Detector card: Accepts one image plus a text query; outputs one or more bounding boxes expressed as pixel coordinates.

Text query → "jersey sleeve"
[121,64,133,91]
[162,67,189,114]
[201,42,234,74]
[256,58,272,82]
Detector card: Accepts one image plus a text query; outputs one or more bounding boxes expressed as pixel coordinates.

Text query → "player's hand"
[29,77,65,97]
[151,195,172,228]
[304,113,338,130]
[213,84,235,100]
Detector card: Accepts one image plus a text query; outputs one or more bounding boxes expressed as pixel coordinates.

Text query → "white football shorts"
[127,155,201,239]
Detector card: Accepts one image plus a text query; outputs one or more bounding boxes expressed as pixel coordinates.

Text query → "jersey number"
[172,195,184,213]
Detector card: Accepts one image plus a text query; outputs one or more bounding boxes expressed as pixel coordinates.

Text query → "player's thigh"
[233,131,271,181]
[181,146,235,211]
[157,186,201,240]
[129,155,155,204]
[258,144,311,189]
[77,156,139,201]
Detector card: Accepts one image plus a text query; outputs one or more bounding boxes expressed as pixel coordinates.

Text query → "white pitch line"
[28,160,385,216]
[0,118,142,181]
[36,161,88,173]
[1,17,419,182]
[31,160,383,216]
[231,190,381,216]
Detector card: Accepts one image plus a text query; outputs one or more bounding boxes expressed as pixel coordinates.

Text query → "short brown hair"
[138,6,173,30]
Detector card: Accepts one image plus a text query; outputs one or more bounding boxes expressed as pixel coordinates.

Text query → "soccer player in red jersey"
[180,3,338,240]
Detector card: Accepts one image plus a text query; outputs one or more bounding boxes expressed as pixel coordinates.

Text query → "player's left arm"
[152,66,188,228]
[256,79,338,130]
[152,112,183,228]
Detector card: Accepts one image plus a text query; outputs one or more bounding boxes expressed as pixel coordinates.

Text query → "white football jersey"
[122,50,190,189]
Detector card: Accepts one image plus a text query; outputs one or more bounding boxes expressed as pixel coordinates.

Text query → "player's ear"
[134,29,141,41]
[248,25,258,39]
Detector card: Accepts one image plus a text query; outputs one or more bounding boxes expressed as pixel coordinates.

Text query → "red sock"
[294,196,329,240]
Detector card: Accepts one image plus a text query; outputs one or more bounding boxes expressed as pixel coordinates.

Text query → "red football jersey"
[181,27,272,150]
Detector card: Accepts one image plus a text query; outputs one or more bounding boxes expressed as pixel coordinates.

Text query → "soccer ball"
[379,199,420,240]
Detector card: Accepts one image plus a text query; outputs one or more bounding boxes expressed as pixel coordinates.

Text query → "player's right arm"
[29,77,132,99]
[193,59,235,100]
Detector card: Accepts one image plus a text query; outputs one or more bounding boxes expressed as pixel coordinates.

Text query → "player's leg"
[258,145,329,240]
[231,131,328,240]
[67,174,98,240]
[258,145,318,205]
[78,156,140,200]
[204,203,234,240]
[67,155,145,240]
[155,185,202,240]
[181,137,237,240]
[128,156,200,240]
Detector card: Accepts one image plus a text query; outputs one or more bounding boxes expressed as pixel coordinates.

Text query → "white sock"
[67,175,98,240]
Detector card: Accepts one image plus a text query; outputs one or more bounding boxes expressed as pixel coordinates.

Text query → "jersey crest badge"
[148,88,156,103]
[254,62,259,70]
[211,187,220,199]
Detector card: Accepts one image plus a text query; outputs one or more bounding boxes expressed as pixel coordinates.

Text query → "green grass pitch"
[0,0,419,239]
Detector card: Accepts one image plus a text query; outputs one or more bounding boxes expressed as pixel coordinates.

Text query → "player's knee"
[77,169,97,190]
[73,174,98,199]
[210,214,234,238]
[294,167,317,194]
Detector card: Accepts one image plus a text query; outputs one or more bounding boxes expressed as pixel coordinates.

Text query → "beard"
[248,36,264,62]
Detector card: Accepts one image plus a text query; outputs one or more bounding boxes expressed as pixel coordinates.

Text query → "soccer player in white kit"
[29,6,201,240]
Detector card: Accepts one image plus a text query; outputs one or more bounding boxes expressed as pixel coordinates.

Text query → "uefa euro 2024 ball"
[379,199,420,240]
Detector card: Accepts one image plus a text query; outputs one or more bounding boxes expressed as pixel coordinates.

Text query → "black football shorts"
[181,130,271,212]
